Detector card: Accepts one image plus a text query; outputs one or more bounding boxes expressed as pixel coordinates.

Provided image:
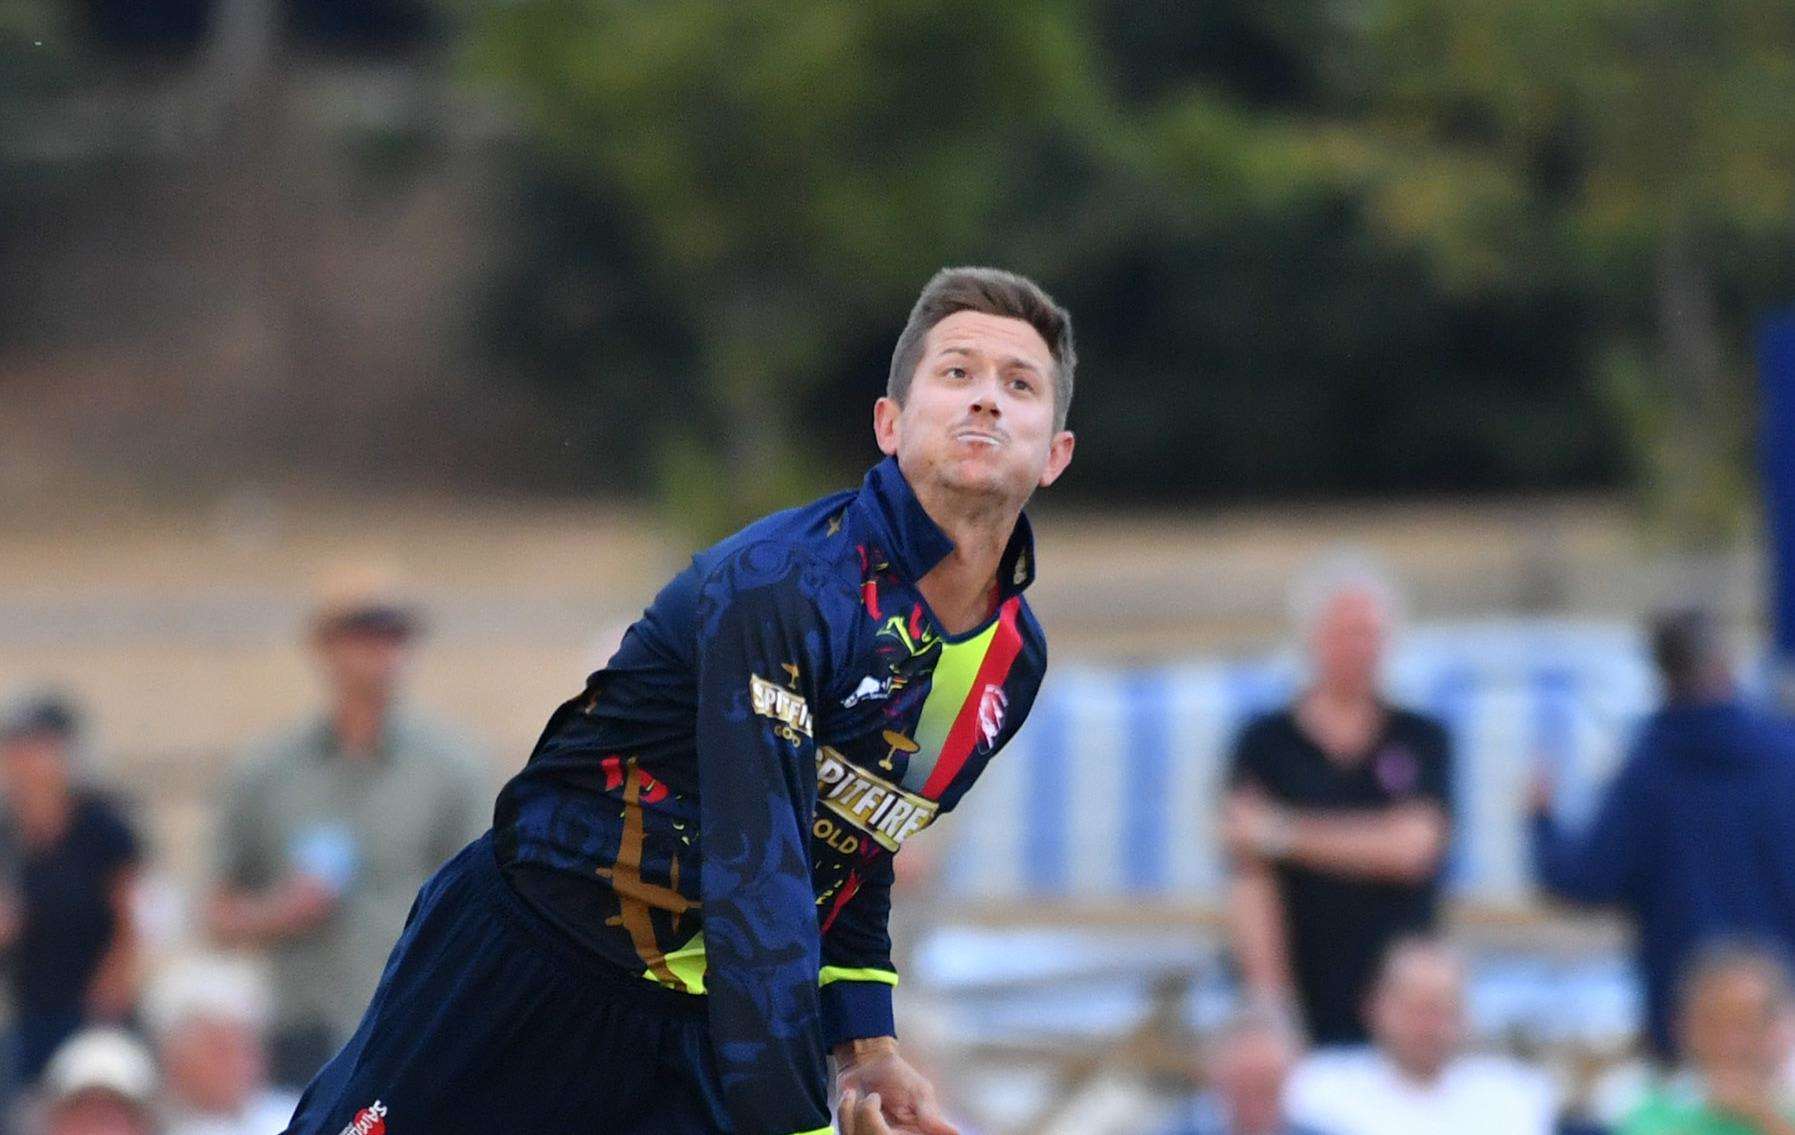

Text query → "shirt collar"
[853,456,1037,597]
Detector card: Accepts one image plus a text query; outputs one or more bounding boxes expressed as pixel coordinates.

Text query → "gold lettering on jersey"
[750,674,812,737]
[815,747,938,853]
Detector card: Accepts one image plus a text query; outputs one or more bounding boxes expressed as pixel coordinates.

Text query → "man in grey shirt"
[207,566,488,1089]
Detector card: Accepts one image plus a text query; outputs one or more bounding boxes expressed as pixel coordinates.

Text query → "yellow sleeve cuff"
[818,965,899,987]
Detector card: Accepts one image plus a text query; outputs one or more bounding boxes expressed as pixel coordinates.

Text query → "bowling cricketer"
[284,266,1077,1135]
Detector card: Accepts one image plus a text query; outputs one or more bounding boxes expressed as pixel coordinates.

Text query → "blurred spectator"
[1158,1003,1334,1135]
[1531,608,1795,1059]
[1618,939,1795,1135]
[0,692,144,1089]
[34,1028,158,1135]
[1223,555,1452,1045]
[1284,938,1556,1135]
[144,954,298,1135]
[204,565,488,1087]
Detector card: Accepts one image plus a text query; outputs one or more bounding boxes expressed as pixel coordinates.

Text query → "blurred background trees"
[3,0,1792,539]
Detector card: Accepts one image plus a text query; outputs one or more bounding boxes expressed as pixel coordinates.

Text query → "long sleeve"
[819,853,898,1047]
[694,544,834,1135]
[1531,750,1651,906]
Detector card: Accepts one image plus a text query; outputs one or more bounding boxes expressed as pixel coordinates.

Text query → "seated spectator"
[34,1028,158,1135]
[1620,939,1795,1135]
[0,691,144,1088]
[1285,937,1556,1135]
[1160,1003,1334,1135]
[144,955,298,1135]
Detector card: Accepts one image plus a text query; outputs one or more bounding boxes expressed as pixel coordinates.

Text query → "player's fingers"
[911,1105,961,1135]
[855,1091,890,1135]
[839,1089,889,1135]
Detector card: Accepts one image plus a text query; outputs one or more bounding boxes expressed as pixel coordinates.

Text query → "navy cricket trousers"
[283,833,734,1134]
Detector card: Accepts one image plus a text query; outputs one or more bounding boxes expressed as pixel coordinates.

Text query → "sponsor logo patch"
[338,1101,387,1135]
[750,674,813,737]
[815,748,939,853]
[842,675,894,708]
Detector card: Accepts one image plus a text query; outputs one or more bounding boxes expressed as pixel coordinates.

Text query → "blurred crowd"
[0,566,488,1134]
[1155,557,1795,1135]
[7,552,1795,1135]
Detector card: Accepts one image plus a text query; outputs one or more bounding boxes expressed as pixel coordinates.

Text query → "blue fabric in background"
[1760,309,1795,672]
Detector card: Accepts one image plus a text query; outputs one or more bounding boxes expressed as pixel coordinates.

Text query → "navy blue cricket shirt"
[494,457,1049,1135]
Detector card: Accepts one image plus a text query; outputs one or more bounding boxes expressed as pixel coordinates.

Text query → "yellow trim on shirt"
[819,966,899,987]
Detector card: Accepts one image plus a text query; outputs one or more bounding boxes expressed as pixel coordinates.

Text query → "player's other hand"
[836,1039,960,1135]
[838,1089,893,1135]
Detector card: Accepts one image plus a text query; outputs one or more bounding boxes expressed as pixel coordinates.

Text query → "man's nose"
[969,372,1003,416]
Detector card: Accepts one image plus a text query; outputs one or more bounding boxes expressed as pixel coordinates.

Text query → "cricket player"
[283,266,1076,1135]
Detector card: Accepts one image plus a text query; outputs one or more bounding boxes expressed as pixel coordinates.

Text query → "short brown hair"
[888,267,1076,430]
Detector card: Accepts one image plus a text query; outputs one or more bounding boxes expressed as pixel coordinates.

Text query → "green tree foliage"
[1337,1,1795,544]
[464,1,1792,538]
[467,0,1128,531]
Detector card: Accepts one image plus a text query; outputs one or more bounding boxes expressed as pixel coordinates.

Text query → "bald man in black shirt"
[1221,559,1452,1046]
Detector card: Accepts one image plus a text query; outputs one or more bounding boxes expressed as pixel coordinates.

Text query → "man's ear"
[1038,430,1075,488]
[873,396,902,457]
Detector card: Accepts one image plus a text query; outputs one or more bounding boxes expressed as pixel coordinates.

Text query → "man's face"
[874,310,1074,507]
[1212,1029,1293,1134]
[1683,968,1786,1079]
[162,1017,264,1114]
[1369,950,1465,1081]
[1,732,70,802]
[45,1092,152,1135]
[1311,589,1388,693]
[314,625,412,704]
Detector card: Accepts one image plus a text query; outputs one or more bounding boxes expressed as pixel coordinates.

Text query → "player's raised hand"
[838,1089,893,1135]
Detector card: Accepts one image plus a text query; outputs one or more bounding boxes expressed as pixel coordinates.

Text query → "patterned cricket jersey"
[491,456,1047,1135]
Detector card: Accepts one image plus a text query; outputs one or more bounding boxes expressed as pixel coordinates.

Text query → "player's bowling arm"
[821,854,899,1046]
[1278,802,1448,883]
[694,556,836,1135]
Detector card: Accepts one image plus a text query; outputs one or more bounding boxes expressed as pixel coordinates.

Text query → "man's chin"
[938,458,1031,502]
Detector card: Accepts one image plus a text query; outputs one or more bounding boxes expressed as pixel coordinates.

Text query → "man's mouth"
[953,429,1005,447]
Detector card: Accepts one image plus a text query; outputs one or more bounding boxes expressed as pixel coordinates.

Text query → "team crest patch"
[977,684,1009,751]
[750,674,813,737]
[338,1101,387,1135]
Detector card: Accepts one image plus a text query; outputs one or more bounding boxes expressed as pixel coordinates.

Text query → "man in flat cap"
[205,565,488,1090]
